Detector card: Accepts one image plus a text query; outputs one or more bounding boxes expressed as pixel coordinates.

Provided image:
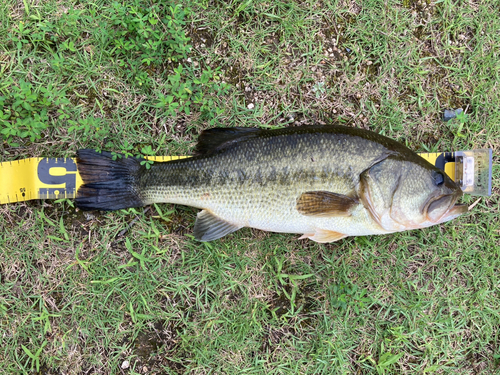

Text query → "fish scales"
[137,128,395,236]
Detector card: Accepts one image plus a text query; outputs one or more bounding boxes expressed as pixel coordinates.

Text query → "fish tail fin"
[75,149,145,211]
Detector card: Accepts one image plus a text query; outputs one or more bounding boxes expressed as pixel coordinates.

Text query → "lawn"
[0,0,499,373]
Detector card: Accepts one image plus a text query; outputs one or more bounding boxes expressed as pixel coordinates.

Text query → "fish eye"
[432,171,444,186]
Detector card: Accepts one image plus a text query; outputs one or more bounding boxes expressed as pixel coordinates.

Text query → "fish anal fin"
[195,127,261,155]
[299,229,347,243]
[193,210,242,241]
[297,191,358,217]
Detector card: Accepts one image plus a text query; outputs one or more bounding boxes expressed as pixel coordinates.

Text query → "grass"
[0,0,499,373]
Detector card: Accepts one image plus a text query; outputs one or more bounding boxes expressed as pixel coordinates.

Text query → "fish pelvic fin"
[193,210,242,241]
[75,150,145,211]
[296,191,358,217]
[299,229,347,243]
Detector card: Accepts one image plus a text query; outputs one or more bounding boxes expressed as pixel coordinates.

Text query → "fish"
[75,125,467,243]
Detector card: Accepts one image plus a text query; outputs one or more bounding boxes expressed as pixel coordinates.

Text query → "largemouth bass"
[76,125,466,242]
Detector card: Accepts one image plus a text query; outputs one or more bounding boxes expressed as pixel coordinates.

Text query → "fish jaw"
[392,201,468,230]
[431,203,468,225]
[420,188,467,227]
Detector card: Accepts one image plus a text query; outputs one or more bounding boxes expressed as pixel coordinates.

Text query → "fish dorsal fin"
[195,127,262,155]
[193,210,242,241]
[297,191,358,217]
[299,229,347,243]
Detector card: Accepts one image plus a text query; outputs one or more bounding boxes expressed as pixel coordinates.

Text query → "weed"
[0,79,69,145]
[139,145,155,169]
[21,341,48,372]
[107,0,229,124]
[328,283,371,314]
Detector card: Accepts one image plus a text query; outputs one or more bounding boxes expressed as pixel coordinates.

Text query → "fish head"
[359,156,467,232]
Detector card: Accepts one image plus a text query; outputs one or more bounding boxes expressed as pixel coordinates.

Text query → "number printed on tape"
[37,158,78,199]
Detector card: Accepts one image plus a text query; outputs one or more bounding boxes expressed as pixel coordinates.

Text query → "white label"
[463,156,475,186]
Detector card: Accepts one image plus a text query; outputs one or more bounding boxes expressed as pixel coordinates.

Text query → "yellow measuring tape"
[0,151,491,205]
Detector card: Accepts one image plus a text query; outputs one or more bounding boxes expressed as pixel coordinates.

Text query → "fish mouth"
[425,190,467,224]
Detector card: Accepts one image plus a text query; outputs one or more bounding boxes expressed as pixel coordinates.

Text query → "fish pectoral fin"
[297,191,358,217]
[299,229,347,243]
[193,210,242,241]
